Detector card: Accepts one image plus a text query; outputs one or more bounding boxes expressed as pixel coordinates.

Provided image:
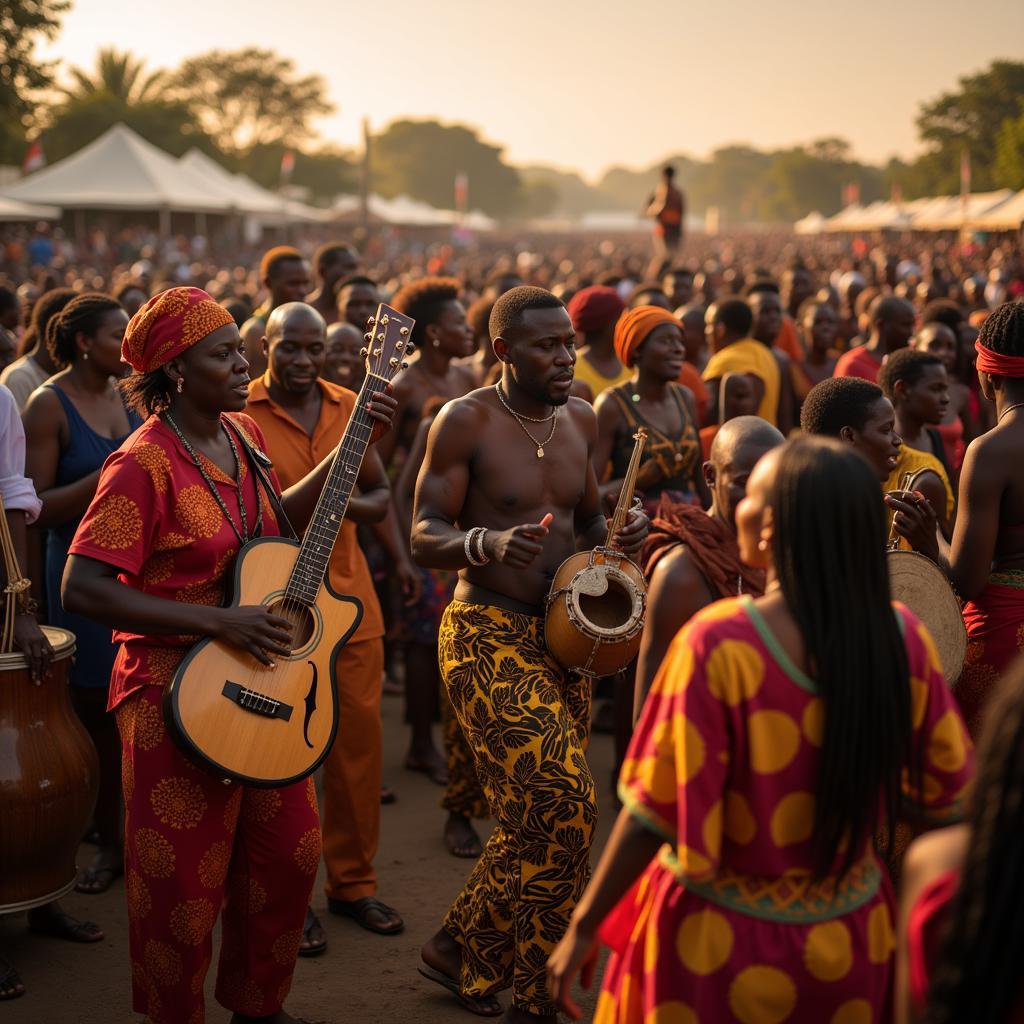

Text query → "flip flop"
[27,907,104,943]
[0,960,24,1001]
[327,896,404,935]
[75,863,123,895]
[417,965,502,1017]
[298,907,327,958]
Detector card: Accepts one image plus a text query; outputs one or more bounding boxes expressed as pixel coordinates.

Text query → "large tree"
[170,48,333,156]
[0,0,68,162]
[371,119,522,217]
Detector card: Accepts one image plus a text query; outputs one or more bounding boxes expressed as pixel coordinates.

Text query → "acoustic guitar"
[164,303,414,787]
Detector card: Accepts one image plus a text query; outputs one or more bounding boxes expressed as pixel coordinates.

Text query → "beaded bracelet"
[464,527,488,566]
[472,527,490,565]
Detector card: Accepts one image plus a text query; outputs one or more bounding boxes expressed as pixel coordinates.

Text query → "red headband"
[975,339,1024,378]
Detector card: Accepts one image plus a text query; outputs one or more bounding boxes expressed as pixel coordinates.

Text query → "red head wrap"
[121,287,235,374]
[975,339,1024,379]
[566,286,625,334]
[613,305,683,368]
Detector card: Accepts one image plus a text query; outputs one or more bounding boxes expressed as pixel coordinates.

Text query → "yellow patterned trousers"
[438,601,596,1015]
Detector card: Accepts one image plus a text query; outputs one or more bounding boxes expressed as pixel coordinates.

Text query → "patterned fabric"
[595,596,973,1024]
[960,569,1024,737]
[121,287,234,373]
[440,689,488,820]
[68,413,280,711]
[117,687,319,1024]
[438,600,596,1015]
[884,444,956,549]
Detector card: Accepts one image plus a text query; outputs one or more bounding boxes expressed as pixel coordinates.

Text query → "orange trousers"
[117,687,319,1024]
[321,637,384,900]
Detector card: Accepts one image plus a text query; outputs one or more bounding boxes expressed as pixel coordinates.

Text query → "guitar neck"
[284,374,383,604]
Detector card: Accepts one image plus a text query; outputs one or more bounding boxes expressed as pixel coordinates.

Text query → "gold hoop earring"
[758,538,769,552]
[176,377,184,394]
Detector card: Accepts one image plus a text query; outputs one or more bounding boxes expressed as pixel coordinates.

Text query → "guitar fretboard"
[283,374,383,604]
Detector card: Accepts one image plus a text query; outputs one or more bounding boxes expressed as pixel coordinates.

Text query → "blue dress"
[43,384,142,688]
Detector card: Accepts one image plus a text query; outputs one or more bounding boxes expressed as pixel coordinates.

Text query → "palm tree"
[64,48,164,104]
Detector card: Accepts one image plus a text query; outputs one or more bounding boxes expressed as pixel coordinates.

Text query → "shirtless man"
[412,286,647,1021]
[634,416,784,719]
[307,242,359,324]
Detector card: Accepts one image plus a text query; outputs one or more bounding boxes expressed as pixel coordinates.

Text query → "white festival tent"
[973,190,1024,230]
[0,196,60,222]
[178,149,332,225]
[1,124,229,215]
[818,189,1024,233]
[332,192,496,230]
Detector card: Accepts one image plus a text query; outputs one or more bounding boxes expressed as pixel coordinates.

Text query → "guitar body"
[165,536,362,787]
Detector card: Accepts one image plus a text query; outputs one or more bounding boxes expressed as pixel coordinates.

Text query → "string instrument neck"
[605,427,647,548]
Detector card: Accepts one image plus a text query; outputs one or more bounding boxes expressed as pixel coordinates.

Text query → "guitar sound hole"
[267,599,316,652]
[579,580,633,629]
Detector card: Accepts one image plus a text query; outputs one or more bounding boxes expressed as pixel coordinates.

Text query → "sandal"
[0,959,24,1001]
[298,906,327,958]
[27,905,104,943]
[75,863,123,895]
[417,965,502,1017]
[327,896,404,935]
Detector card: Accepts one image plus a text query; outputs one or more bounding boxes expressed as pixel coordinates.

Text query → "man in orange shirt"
[245,302,404,954]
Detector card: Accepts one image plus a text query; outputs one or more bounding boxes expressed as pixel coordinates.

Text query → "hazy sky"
[39,0,1024,179]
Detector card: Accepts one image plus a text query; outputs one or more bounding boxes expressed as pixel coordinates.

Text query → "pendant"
[537,448,545,459]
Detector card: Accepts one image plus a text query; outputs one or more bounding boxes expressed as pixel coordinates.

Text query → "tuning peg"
[364,331,373,342]
[360,347,368,357]
[373,348,382,357]
[401,361,409,369]
[376,332,385,343]
[389,357,399,368]
[399,327,409,336]
[381,314,390,324]
[366,316,375,327]
[406,343,415,354]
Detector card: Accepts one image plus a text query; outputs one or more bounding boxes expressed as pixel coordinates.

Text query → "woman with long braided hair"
[899,660,1024,1022]
[950,301,1024,736]
[23,292,139,895]
[548,436,973,1023]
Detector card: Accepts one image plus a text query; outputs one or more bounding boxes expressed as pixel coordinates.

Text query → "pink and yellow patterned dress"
[597,596,973,1024]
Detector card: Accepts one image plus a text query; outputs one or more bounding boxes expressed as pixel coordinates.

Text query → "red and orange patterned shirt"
[69,413,280,711]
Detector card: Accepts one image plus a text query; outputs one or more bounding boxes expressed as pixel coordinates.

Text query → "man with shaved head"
[245,302,406,953]
[834,295,916,383]
[634,415,784,718]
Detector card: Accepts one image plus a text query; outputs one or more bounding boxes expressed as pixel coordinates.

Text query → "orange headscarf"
[121,287,234,374]
[613,305,683,367]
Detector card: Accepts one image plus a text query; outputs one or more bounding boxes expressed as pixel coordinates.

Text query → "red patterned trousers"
[117,686,320,1024]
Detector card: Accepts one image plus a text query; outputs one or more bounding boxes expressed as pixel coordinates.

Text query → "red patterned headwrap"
[121,287,235,374]
[974,339,1024,379]
[613,305,683,368]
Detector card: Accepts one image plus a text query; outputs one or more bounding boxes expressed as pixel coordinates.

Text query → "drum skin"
[0,627,98,912]
[887,550,967,685]
[546,550,647,677]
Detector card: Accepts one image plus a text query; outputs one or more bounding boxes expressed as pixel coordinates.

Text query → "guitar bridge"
[222,681,293,721]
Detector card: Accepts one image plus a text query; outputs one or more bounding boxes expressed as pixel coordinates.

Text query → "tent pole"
[159,207,170,239]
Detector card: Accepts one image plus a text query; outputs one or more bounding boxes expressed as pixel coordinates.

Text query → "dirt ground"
[2,689,617,1024]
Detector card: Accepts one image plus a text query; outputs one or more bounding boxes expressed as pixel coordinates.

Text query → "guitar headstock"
[361,303,416,385]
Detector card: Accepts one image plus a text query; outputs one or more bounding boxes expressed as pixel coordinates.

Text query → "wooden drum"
[0,627,98,913]
[888,550,967,685]
[545,549,647,677]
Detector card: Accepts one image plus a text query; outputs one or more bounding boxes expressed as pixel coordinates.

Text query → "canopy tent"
[0,196,60,222]
[794,211,826,235]
[2,124,228,214]
[332,192,496,230]
[178,149,331,225]
[820,190,1024,233]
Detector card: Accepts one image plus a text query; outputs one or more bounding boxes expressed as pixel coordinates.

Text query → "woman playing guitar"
[62,288,395,1024]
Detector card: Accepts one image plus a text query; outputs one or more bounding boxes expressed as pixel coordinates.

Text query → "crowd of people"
[0,214,1023,1024]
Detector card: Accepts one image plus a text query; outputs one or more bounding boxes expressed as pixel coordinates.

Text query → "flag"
[454,172,468,213]
[22,138,45,175]
[842,181,860,207]
[280,149,295,183]
[960,149,971,197]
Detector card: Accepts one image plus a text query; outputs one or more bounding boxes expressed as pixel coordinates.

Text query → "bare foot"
[444,813,483,858]
[420,929,502,1016]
